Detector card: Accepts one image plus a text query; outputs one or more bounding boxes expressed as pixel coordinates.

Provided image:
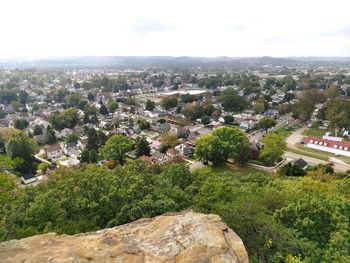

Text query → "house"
[250,142,263,160]
[67,148,81,159]
[304,137,350,157]
[152,152,168,163]
[151,140,162,151]
[174,143,194,157]
[166,147,180,158]
[292,158,308,170]
[45,144,63,160]
[21,174,37,185]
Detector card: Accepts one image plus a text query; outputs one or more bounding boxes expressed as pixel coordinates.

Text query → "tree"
[46,125,56,144]
[107,101,119,113]
[18,90,29,104]
[99,104,109,115]
[83,105,98,124]
[254,97,268,114]
[100,135,133,165]
[65,133,79,144]
[37,162,49,174]
[160,131,178,148]
[138,119,150,130]
[14,119,29,130]
[212,127,251,164]
[194,134,225,165]
[325,99,350,136]
[221,88,247,112]
[292,99,314,122]
[257,117,277,133]
[278,163,306,177]
[0,108,6,119]
[33,125,43,136]
[85,128,107,151]
[259,133,286,166]
[224,115,235,124]
[201,115,211,125]
[135,136,151,157]
[325,86,340,99]
[160,97,178,110]
[6,133,36,174]
[49,108,79,130]
[145,99,155,111]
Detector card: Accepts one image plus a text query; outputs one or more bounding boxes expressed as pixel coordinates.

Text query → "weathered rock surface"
[0,210,248,263]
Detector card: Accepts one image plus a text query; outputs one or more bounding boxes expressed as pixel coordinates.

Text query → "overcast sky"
[1,0,349,58]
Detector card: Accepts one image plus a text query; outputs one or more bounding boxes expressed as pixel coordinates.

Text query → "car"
[300,141,305,144]
[328,162,335,167]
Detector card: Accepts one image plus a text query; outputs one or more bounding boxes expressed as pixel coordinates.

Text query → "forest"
[1,161,350,262]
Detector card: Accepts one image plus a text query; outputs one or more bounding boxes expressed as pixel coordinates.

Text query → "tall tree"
[135,136,151,157]
[100,135,133,165]
[259,133,286,166]
[145,99,155,111]
[257,117,277,133]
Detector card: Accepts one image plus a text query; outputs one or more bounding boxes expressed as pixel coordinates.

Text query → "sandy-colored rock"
[0,210,248,263]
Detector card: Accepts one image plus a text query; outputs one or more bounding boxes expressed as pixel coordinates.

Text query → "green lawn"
[302,127,330,138]
[274,125,295,138]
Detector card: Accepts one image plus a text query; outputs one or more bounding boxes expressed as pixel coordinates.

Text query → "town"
[1,56,350,263]
[0,57,349,185]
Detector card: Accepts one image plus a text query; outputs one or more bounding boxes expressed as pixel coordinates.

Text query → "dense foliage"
[1,162,350,263]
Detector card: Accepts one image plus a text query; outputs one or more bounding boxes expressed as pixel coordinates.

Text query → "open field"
[302,127,330,138]
[274,124,295,138]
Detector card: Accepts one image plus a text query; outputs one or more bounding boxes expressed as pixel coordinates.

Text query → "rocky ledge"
[0,210,248,263]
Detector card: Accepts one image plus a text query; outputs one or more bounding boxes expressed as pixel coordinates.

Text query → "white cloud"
[0,0,349,57]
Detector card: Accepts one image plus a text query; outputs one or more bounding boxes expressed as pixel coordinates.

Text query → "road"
[284,151,350,173]
[248,113,292,142]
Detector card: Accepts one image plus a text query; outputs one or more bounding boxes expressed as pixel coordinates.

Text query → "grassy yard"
[302,127,330,138]
[274,124,295,138]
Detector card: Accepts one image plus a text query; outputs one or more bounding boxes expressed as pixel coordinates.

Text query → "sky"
[0,0,349,58]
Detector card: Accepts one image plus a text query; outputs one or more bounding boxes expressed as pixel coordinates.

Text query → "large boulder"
[0,210,248,263]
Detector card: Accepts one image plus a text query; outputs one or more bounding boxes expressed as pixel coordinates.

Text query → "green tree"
[100,135,133,165]
[224,115,235,124]
[278,163,306,177]
[194,134,225,165]
[257,117,277,133]
[49,108,79,130]
[221,88,247,112]
[14,119,29,130]
[107,101,119,113]
[138,119,150,130]
[259,133,286,166]
[212,127,251,164]
[99,104,109,115]
[135,136,151,157]
[65,133,79,144]
[160,131,178,148]
[145,99,155,111]
[201,115,211,125]
[160,97,178,110]
[292,99,315,122]
[33,125,43,136]
[46,125,56,144]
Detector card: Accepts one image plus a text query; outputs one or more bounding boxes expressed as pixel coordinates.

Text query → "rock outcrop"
[0,210,248,263]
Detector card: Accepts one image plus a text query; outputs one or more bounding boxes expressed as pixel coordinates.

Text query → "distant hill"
[1,56,349,69]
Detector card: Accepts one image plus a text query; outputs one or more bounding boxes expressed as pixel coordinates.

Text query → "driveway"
[286,127,306,146]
